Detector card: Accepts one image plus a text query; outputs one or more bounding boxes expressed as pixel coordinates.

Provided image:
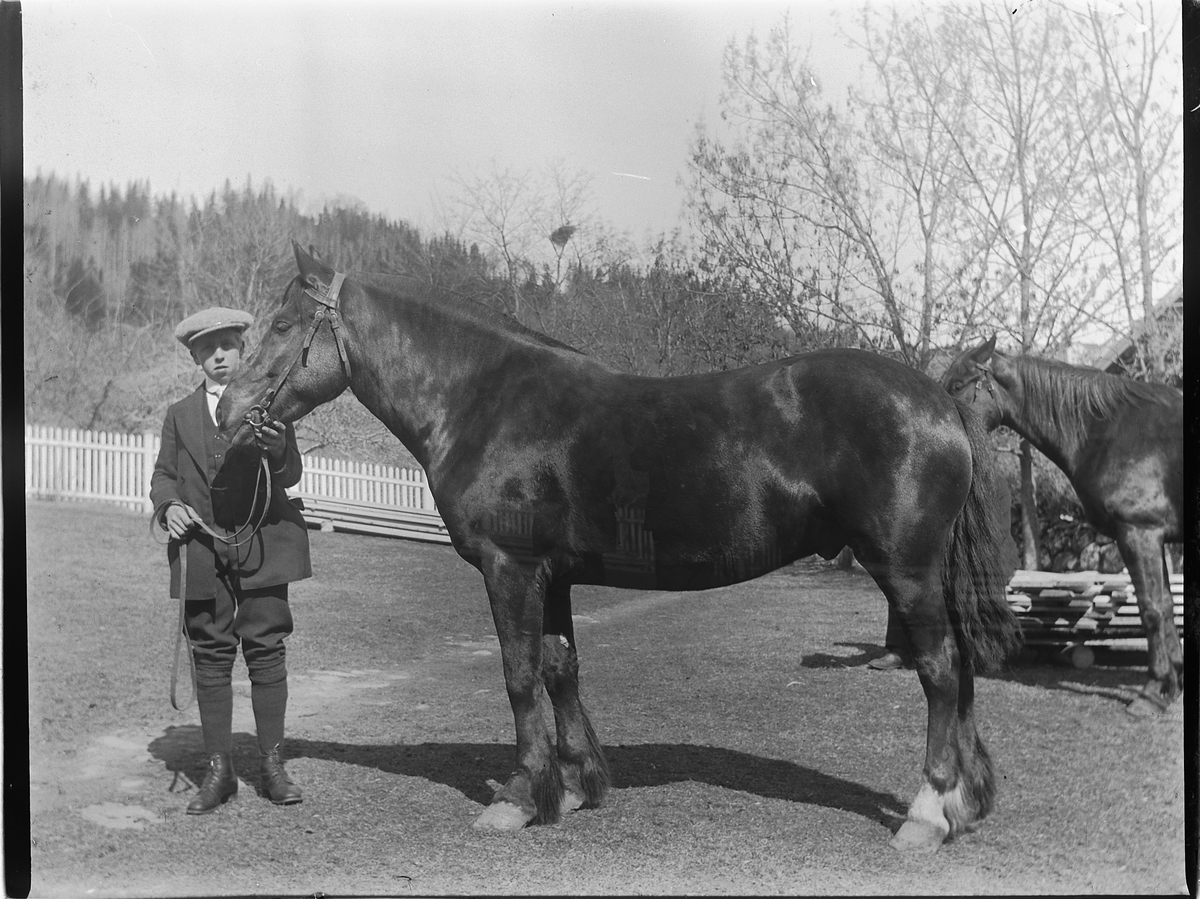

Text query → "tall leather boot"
[259,743,302,805]
[187,752,238,814]
[250,658,300,804]
[190,664,237,815]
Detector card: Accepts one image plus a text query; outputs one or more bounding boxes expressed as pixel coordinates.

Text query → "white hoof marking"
[472,800,533,831]
[891,782,950,852]
[560,789,585,814]
[890,819,948,853]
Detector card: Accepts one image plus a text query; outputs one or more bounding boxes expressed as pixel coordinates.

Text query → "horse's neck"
[1000,359,1087,476]
[1004,411,1080,475]
[345,286,526,473]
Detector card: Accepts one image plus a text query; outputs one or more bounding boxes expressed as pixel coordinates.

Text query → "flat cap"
[174,307,254,347]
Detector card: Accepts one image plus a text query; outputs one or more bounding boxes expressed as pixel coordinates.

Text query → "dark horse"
[219,243,1020,853]
[943,336,1183,716]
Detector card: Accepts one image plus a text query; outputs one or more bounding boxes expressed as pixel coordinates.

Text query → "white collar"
[204,378,226,396]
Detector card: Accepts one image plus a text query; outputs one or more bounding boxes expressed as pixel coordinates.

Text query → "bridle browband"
[242,269,353,431]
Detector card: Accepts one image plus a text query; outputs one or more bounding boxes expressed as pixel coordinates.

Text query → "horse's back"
[441,347,972,590]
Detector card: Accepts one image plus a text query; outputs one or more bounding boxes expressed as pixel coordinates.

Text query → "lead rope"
[151,454,273,710]
[157,270,348,711]
[170,545,197,710]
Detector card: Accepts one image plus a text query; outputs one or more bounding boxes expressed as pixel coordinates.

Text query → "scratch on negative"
[125,25,155,62]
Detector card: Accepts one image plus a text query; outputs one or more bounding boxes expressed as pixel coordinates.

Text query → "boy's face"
[189,328,244,385]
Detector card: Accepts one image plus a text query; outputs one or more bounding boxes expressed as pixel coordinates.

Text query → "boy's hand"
[254,418,287,465]
[164,502,204,541]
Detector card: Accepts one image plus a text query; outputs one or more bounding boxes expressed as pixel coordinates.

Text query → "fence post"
[24,425,34,496]
[142,430,158,514]
[422,468,435,512]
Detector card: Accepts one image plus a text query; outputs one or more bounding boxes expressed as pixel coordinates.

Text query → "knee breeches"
[186,572,292,684]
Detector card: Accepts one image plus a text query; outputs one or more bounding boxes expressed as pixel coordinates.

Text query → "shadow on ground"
[803,641,1152,709]
[148,725,905,831]
[799,642,881,669]
[991,645,1154,706]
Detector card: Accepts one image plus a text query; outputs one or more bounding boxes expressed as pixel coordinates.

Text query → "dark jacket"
[150,384,312,599]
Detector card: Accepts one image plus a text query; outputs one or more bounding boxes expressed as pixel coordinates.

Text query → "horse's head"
[941,335,1012,429]
[217,242,354,444]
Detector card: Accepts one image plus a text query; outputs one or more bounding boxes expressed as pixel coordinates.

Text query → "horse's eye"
[950,380,962,392]
[274,319,292,334]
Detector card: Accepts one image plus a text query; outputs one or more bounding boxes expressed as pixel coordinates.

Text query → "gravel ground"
[21,499,1189,896]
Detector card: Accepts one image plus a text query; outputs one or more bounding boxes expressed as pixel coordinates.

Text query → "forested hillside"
[23,174,837,465]
[22,167,1180,570]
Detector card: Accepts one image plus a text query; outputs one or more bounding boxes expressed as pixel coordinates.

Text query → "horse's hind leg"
[864,562,993,853]
[473,549,564,830]
[541,580,611,814]
[1117,526,1183,716]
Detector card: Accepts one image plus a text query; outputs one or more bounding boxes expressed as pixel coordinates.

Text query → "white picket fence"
[25,426,160,512]
[297,455,436,512]
[24,425,443,539]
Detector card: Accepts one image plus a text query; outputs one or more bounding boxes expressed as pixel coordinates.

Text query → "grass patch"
[24,500,1186,895]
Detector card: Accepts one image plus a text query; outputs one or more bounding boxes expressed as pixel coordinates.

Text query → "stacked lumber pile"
[1006,569,1184,644]
[298,495,452,544]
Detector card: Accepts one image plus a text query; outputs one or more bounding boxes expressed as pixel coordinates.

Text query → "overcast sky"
[23,0,861,239]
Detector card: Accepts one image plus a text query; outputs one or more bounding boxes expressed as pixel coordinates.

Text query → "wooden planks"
[1006,569,1184,645]
[297,495,453,544]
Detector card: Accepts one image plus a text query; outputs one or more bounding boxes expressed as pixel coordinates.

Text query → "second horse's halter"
[957,362,996,405]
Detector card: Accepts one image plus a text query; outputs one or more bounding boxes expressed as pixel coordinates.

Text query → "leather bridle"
[958,362,995,404]
[241,270,353,432]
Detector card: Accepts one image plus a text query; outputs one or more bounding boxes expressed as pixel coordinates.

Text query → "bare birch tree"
[684,19,894,358]
[849,4,996,364]
[918,2,1112,567]
[1070,0,1182,381]
[684,13,993,370]
[444,159,637,326]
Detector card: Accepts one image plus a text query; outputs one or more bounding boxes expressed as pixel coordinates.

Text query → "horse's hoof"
[472,801,534,830]
[1126,694,1171,718]
[559,789,585,815]
[559,767,586,814]
[889,819,949,853]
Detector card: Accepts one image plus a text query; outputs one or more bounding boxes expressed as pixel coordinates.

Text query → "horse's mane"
[355,270,587,357]
[1008,353,1178,444]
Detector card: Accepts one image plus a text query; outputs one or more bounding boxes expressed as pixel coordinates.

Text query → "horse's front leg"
[1117,525,1183,716]
[542,580,610,815]
[473,547,564,830]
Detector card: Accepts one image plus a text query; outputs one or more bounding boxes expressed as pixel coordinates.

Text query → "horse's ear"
[970,335,997,364]
[293,240,333,286]
[292,240,309,271]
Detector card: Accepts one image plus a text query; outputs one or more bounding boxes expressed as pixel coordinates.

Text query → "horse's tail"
[942,402,1022,674]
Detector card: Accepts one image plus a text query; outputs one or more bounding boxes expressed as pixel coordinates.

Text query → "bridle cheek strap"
[970,362,995,403]
[302,271,352,378]
[244,269,353,430]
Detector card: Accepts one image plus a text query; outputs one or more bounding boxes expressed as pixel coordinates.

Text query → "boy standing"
[151,307,312,814]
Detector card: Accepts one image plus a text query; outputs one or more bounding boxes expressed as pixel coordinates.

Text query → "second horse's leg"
[1118,526,1183,716]
[473,549,564,830]
[541,580,611,814]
